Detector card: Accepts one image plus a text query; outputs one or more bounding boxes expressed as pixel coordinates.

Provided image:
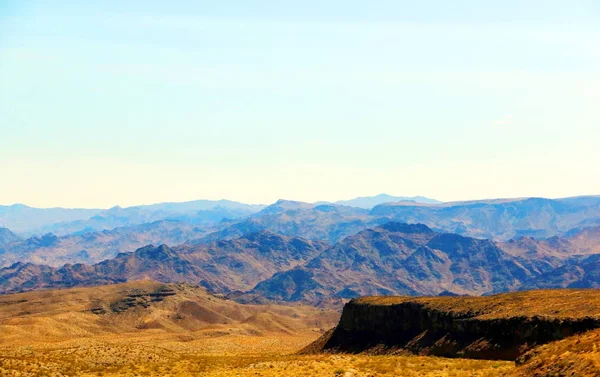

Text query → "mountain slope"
[243,223,533,304]
[182,230,329,292]
[0,220,216,267]
[0,228,20,247]
[0,231,329,295]
[195,200,378,245]
[517,256,600,290]
[496,224,600,283]
[514,327,600,376]
[0,280,339,345]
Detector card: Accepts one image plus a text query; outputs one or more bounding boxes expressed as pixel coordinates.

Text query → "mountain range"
[3,220,600,307]
[2,194,600,306]
[0,231,329,295]
[0,194,440,236]
[0,204,101,234]
[0,220,222,267]
[370,196,600,240]
[240,223,532,304]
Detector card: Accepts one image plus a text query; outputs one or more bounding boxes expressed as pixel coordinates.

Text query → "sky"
[1,1,599,208]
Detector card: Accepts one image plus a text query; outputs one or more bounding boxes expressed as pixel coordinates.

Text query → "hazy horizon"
[2,1,599,208]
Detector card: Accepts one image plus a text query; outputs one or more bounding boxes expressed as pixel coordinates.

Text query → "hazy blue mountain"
[194,196,600,245]
[496,224,600,283]
[0,220,222,267]
[6,195,599,243]
[136,199,265,212]
[371,196,600,241]
[327,193,442,209]
[0,228,21,247]
[4,195,600,278]
[192,200,378,245]
[28,199,266,236]
[0,204,101,235]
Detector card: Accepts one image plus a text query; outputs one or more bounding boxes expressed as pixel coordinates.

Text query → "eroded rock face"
[315,291,600,360]
[91,285,177,314]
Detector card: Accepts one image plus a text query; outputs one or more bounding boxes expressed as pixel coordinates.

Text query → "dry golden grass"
[0,339,514,377]
[513,328,600,376]
[0,281,515,376]
[354,289,600,319]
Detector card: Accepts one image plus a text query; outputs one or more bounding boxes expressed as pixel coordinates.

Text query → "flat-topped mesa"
[312,289,600,360]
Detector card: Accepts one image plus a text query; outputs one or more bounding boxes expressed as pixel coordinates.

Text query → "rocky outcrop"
[91,285,178,314]
[312,290,600,360]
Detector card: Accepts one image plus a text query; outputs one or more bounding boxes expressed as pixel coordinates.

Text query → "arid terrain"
[3,0,599,373]
[4,281,600,376]
[513,327,600,376]
[0,281,515,376]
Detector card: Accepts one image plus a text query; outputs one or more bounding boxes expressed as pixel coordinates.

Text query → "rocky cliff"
[310,290,600,360]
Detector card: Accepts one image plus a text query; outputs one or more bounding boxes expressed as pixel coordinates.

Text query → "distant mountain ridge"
[0,220,231,267]
[0,200,265,236]
[371,196,600,240]
[0,205,101,234]
[193,196,600,245]
[319,193,442,209]
[4,195,599,241]
[34,199,266,236]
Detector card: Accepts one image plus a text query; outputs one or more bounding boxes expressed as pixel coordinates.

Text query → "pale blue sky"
[1,1,599,208]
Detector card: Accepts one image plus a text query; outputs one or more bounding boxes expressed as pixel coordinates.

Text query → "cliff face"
[314,290,600,360]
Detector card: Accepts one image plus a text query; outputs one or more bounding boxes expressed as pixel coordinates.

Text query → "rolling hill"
[0,280,338,346]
